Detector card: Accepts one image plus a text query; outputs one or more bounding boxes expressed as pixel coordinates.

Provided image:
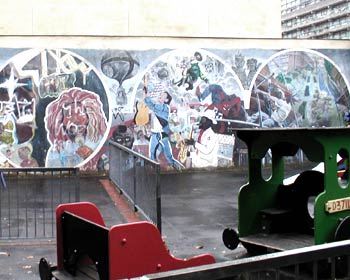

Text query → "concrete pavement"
[0,170,250,279]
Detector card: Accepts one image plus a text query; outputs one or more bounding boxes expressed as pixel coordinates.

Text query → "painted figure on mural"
[133,128,149,156]
[44,87,107,167]
[111,125,134,149]
[344,111,350,127]
[246,58,260,87]
[17,143,38,167]
[173,52,209,91]
[248,88,292,127]
[195,84,246,132]
[232,53,248,89]
[185,109,219,168]
[305,90,336,127]
[0,112,15,146]
[196,84,243,116]
[143,83,184,170]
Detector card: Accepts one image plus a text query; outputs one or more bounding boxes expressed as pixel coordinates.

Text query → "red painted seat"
[53,202,215,280]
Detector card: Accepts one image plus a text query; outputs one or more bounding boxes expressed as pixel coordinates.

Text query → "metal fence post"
[109,141,161,232]
[133,155,137,212]
[156,164,161,233]
[0,167,79,240]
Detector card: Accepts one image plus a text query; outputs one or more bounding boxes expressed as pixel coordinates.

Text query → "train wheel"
[335,216,350,241]
[39,258,53,280]
[334,216,350,278]
[222,228,240,250]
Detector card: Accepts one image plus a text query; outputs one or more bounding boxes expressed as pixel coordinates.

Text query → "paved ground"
[0,176,126,280]
[160,171,249,262]
[0,169,254,279]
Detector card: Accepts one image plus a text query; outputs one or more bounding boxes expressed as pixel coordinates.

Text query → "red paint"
[55,202,106,270]
[108,221,215,279]
[55,202,216,279]
[100,179,141,223]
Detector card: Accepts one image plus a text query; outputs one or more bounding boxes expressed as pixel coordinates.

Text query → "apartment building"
[281,0,350,39]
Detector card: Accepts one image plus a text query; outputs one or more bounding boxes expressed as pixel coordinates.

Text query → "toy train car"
[223,128,350,255]
[39,202,215,280]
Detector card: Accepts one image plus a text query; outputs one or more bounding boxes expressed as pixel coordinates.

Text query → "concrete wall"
[0,1,348,172]
[0,0,282,38]
[0,37,348,172]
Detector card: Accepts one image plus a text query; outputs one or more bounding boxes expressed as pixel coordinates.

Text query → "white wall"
[0,0,282,38]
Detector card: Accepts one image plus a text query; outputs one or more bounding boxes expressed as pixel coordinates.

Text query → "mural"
[0,44,348,171]
[0,49,110,169]
[248,50,348,128]
[44,87,108,167]
[131,49,243,170]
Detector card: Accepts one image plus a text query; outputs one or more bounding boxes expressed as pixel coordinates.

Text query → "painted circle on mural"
[248,49,350,128]
[131,49,243,168]
[133,49,245,135]
[0,49,110,168]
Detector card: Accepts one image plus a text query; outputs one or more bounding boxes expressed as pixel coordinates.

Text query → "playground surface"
[0,170,253,279]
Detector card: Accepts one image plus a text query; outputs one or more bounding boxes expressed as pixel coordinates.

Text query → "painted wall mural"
[0,44,348,171]
[0,49,110,169]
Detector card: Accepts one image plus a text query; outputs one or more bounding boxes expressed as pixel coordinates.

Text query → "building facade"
[281,0,350,39]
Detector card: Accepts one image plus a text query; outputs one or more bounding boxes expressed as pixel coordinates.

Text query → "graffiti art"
[131,49,244,169]
[248,49,349,128]
[0,44,348,171]
[0,49,110,168]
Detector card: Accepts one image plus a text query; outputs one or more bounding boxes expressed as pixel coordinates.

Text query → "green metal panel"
[236,128,350,245]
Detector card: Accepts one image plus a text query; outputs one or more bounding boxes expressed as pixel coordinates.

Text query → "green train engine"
[223,128,350,255]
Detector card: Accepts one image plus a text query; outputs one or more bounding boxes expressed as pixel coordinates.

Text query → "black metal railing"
[131,239,350,280]
[109,141,161,232]
[0,167,79,240]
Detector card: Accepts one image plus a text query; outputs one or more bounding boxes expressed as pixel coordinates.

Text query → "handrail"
[132,240,350,279]
[109,140,159,165]
[109,140,161,232]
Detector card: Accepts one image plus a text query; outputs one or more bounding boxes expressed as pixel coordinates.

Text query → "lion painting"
[45,87,107,167]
